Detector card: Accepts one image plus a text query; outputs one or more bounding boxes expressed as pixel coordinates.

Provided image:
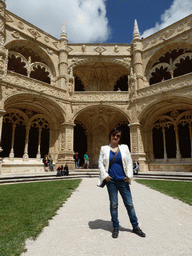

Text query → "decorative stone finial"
[133,19,140,41]
[130,67,133,76]
[60,22,68,40]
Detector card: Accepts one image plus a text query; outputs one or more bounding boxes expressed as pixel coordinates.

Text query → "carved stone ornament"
[94,45,106,55]
[52,41,59,49]
[28,28,41,39]
[0,52,8,79]
[67,46,73,53]
[151,37,157,45]
[188,19,192,27]
[11,31,20,39]
[18,21,24,30]
[47,48,53,55]
[142,41,149,50]
[81,45,87,52]
[44,36,49,43]
[5,13,13,23]
[114,45,119,53]
[127,47,131,54]
[182,33,190,41]
[160,29,174,40]
[177,23,184,32]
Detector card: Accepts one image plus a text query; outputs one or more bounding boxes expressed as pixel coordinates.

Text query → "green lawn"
[135,179,192,206]
[0,179,81,256]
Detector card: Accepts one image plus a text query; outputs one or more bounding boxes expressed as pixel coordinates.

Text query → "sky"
[6,0,192,44]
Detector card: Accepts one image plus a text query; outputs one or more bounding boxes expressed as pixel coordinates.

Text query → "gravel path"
[22,178,192,256]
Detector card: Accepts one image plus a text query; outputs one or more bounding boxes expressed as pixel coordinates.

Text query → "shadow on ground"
[88,219,132,233]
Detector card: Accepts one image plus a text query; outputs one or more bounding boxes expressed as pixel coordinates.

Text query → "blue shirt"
[108,150,126,180]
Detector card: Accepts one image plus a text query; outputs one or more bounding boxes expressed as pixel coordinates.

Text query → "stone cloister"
[0,0,192,173]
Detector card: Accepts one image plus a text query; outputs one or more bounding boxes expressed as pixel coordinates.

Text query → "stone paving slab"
[22,178,192,256]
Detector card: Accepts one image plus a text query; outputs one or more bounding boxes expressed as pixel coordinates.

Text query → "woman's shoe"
[133,227,146,237]
[112,228,119,238]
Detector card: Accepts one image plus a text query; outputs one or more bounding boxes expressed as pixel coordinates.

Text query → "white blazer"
[97,144,133,186]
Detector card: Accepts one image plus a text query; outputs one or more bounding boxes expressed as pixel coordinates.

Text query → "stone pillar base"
[131,153,149,172]
[56,151,75,171]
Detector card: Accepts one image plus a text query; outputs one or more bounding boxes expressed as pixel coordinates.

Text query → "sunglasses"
[111,133,121,138]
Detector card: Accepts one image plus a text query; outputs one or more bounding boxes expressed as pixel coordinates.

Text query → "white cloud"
[141,0,192,39]
[7,0,110,43]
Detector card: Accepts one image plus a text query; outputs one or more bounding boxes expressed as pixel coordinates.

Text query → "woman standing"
[48,154,54,172]
[97,127,145,239]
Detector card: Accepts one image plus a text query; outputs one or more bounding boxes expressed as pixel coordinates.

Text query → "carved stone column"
[0,109,5,152]
[58,23,68,90]
[162,127,167,162]
[0,109,5,174]
[56,122,75,170]
[189,123,192,158]
[129,122,148,171]
[174,127,181,160]
[0,0,6,43]
[132,20,144,90]
[9,123,16,160]
[23,126,30,160]
[36,128,42,159]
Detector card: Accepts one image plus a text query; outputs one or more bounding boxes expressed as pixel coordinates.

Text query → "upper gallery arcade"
[0,0,192,173]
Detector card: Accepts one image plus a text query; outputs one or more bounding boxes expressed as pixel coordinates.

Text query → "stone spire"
[60,21,68,40]
[133,19,140,41]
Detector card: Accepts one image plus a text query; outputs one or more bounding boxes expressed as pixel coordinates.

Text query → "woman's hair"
[109,127,122,141]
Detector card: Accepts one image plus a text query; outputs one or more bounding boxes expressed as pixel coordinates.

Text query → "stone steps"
[0,170,192,184]
[134,172,192,181]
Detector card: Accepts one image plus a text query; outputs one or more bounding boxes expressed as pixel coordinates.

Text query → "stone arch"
[2,93,66,160]
[73,104,131,123]
[144,42,192,84]
[4,93,66,125]
[72,58,130,91]
[73,104,130,167]
[139,97,192,166]
[6,39,56,78]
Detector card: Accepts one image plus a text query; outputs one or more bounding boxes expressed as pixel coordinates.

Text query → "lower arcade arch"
[152,110,192,160]
[1,112,50,159]
[1,95,65,161]
[74,106,130,168]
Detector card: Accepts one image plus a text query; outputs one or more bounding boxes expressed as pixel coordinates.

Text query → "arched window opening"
[0,121,12,157]
[178,123,191,158]
[28,126,38,158]
[174,56,192,78]
[152,127,164,159]
[114,75,128,91]
[14,125,26,157]
[74,123,87,166]
[30,66,50,84]
[152,110,192,160]
[117,122,130,148]
[75,76,85,91]
[165,125,176,158]
[40,128,50,157]
[150,66,171,85]
[149,49,192,85]
[8,55,27,76]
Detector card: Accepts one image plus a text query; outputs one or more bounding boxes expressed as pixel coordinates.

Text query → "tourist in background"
[133,160,139,175]
[83,152,89,169]
[48,154,54,172]
[43,154,49,172]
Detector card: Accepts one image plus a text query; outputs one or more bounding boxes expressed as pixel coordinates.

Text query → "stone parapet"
[137,73,192,99]
[73,91,129,102]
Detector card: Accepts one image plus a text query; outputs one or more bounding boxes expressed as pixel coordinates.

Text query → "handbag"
[99,148,120,188]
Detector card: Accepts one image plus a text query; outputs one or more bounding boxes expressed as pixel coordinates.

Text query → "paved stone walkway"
[22,178,192,256]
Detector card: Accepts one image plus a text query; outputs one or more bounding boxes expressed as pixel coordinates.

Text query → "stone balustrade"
[137,73,192,99]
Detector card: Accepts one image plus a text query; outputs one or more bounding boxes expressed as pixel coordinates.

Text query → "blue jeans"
[106,179,138,229]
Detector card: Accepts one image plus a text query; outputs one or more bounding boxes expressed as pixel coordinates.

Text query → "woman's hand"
[124,176,131,182]
[105,176,112,182]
